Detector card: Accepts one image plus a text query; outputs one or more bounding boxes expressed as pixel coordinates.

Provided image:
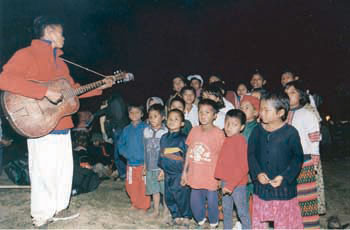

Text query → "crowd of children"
[88,71,325,229]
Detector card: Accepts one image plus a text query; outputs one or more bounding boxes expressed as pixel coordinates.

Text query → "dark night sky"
[1,0,350,119]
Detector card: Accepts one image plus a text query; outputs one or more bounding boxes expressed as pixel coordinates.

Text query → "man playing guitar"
[0,16,115,227]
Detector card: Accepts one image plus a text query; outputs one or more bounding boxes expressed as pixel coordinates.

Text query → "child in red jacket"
[215,109,251,229]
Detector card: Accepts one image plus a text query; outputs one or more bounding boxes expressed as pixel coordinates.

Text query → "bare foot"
[136,209,148,216]
[162,212,171,223]
[162,207,169,217]
[174,218,183,225]
[147,210,160,218]
[128,206,137,211]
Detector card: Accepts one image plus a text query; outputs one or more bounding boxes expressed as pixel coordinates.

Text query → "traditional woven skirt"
[315,160,326,215]
[252,195,303,229]
[297,160,320,229]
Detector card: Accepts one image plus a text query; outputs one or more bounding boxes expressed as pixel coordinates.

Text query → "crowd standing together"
[73,71,326,229]
[0,16,326,229]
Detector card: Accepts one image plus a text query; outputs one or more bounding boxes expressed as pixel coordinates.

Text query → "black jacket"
[248,123,303,200]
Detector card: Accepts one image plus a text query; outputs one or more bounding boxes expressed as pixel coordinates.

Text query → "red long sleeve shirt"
[0,40,102,130]
[214,134,249,191]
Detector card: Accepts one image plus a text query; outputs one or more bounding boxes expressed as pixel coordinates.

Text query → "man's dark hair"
[261,92,290,121]
[198,99,220,114]
[33,16,63,39]
[226,109,246,125]
[148,103,165,117]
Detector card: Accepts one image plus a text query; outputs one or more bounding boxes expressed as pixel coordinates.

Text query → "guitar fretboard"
[62,73,126,97]
[73,79,105,96]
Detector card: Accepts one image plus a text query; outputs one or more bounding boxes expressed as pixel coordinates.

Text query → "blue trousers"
[190,189,219,224]
[113,130,126,179]
[164,173,192,219]
[222,185,251,230]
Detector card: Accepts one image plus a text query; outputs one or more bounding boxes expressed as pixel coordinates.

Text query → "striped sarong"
[297,159,320,229]
[315,160,326,215]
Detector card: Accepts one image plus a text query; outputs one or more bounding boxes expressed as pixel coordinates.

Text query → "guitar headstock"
[113,70,135,84]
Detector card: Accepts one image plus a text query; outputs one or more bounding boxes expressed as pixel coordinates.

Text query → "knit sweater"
[248,123,303,200]
[214,134,248,191]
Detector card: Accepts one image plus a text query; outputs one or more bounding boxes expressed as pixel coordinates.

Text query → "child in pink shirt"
[181,99,225,228]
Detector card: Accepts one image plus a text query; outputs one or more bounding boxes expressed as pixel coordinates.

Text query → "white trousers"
[27,131,73,221]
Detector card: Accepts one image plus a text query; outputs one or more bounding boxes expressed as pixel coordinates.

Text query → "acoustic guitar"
[0,71,134,138]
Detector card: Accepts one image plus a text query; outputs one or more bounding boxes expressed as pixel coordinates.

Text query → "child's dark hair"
[251,87,269,98]
[198,99,220,114]
[251,69,265,80]
[261,92,290,121]
[284,80,310,106]
[226,109,246,125]
[168,109,185,122]
[209,74,223,81]
[172,75,187,85]
[148,103,165,117]
[209,81,227,96]
[189,77,202,85]
[180,86,196,97]
[201,85,224,109]
[237,82,248,88]
[170,96,186,109]
[128,104,144,114]
[282,70,295,77]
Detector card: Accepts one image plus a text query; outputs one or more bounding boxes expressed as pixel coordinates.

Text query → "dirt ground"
[0,155,350,229]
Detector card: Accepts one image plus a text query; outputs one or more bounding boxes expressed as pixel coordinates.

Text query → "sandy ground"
[0,155,350,229]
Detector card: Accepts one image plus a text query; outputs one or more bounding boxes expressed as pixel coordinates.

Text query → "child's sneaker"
[233,221,242,230]
[210,222,218,229]
[195,218,207,229]
[198,218,206,226]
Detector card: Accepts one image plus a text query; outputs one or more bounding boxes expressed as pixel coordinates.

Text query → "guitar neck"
[72,73,127,96]
[74,79,105,96]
